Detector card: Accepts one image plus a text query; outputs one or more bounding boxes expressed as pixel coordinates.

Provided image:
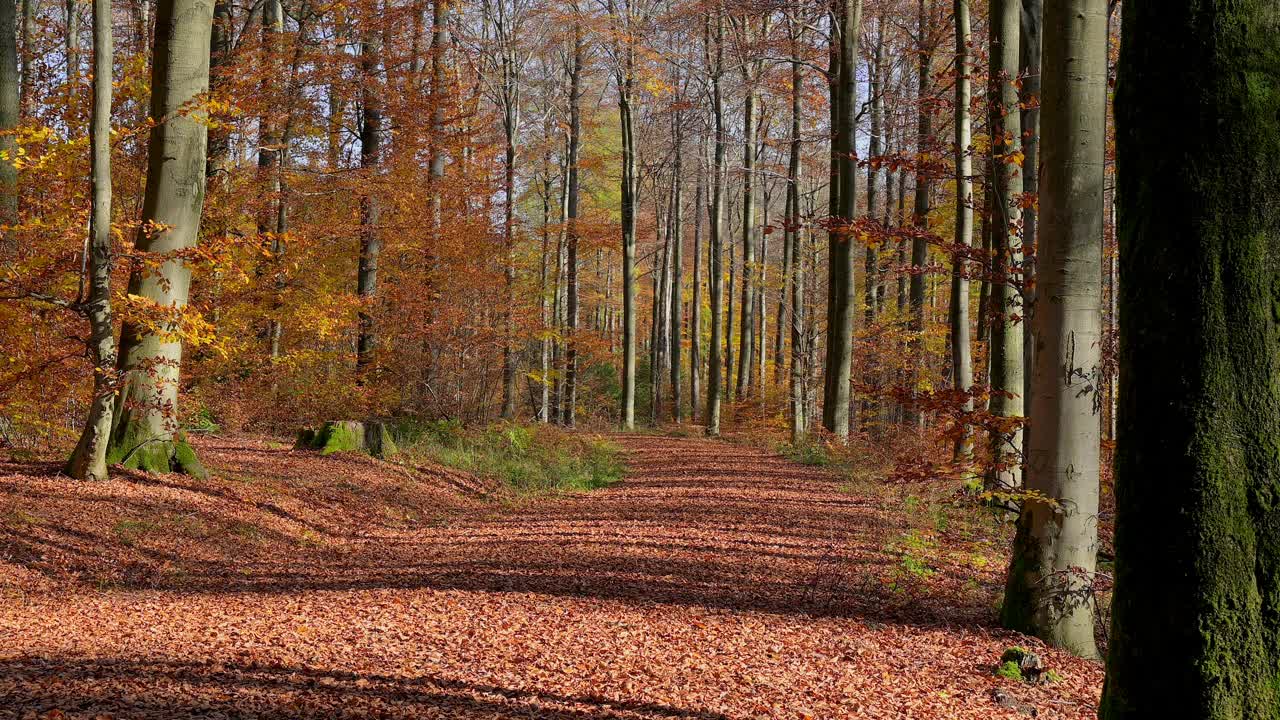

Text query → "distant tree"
[65,0,113,480]
[949,0,973,463]
[987,0,1024,491]
[821,0,861,441]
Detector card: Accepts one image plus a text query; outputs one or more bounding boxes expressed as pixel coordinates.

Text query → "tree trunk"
[864,16,883,330]
[355,19,382,382]
[258,0,284,360]
[906,0,933,431]
[1002,0,1102,659]
[787,26,805,443]
[0,0,17,242]
[19,0,33,116]
[1019,0,1041,412]
[65,0,79,104]
[861,15,884,428]
[66,0,114,481]
[987,0,1024,490]
[670,109,684,423]
[105,0,213,477]
[1102,1,1280,711]
[950,0,973,464]
[616,2,638,430]
[564,23,583,427]
[704,10,725,436]
[725,225,735,403]
[736,61,756,396]
[821,0,861,441]
[690,137,704,422]
[650,185,668,424]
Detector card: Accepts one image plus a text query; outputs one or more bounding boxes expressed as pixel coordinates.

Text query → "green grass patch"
[111,518,159,546]
[395,420,625,495]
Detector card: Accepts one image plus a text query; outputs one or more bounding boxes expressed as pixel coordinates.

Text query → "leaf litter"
[0,434,1101,718]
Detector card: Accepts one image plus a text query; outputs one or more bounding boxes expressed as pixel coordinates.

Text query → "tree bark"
[1101,1,1280,711]
[105,0,213,477]
[65,0,79,104]
[669,106,684,423]
[1002,0,1102,659]
[821,0,861,441]
[787,24,806,444]
[0,0,17,242]
[735,51,756,396]
[690,136,704,422]
[987,0,1024,490]
[564,22,583,427]
[355,17,382,382]
[704,9,725,436]
[1019,0,1041,411]
[950,0,973,463]
[66,0,114,481]
[615,1,638,430]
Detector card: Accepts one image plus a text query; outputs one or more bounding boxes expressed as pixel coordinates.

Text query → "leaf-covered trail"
[0,434,1102,718]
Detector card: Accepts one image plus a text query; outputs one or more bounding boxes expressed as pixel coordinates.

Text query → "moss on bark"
[1104,1,1280,716]
[105,421,208,479]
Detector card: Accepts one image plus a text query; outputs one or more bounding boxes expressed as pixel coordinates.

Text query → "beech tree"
[704,7,725,436]
[949,0,973,463]
[64,0,113,480]
[820,0,860,441]
[104,0,214,476]
[1001,0,1105,659]
[987,0,1024,490]
[1102,0,1280,713]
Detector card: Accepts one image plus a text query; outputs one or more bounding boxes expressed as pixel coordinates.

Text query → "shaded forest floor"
[0,433,1102,718]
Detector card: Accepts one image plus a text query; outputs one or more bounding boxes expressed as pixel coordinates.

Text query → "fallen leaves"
[0,434,1103,719]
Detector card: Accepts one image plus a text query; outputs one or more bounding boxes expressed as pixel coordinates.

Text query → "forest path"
[0,433,1102,719]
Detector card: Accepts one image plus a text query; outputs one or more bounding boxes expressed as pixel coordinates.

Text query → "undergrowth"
[394,420,625,495]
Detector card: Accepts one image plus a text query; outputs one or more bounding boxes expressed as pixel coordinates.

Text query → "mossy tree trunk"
[1001,0,1104,660]
[105,0,213,478]
[1102,0,1280,715]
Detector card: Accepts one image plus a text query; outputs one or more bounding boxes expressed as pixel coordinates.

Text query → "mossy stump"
[295,421,397,459]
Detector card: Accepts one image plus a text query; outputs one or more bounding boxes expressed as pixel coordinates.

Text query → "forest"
[1,0,1278,717]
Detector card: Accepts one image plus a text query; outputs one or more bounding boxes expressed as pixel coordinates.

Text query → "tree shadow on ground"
[0,656,731,720]
[0,435,1003,628]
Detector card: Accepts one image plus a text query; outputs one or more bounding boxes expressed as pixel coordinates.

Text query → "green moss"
[1000,647,1029,665]
[172,436,209,480]
[996,661,1023,681]
[319,423,362,455]
[106,422,206,479]
[364,422,398,459]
